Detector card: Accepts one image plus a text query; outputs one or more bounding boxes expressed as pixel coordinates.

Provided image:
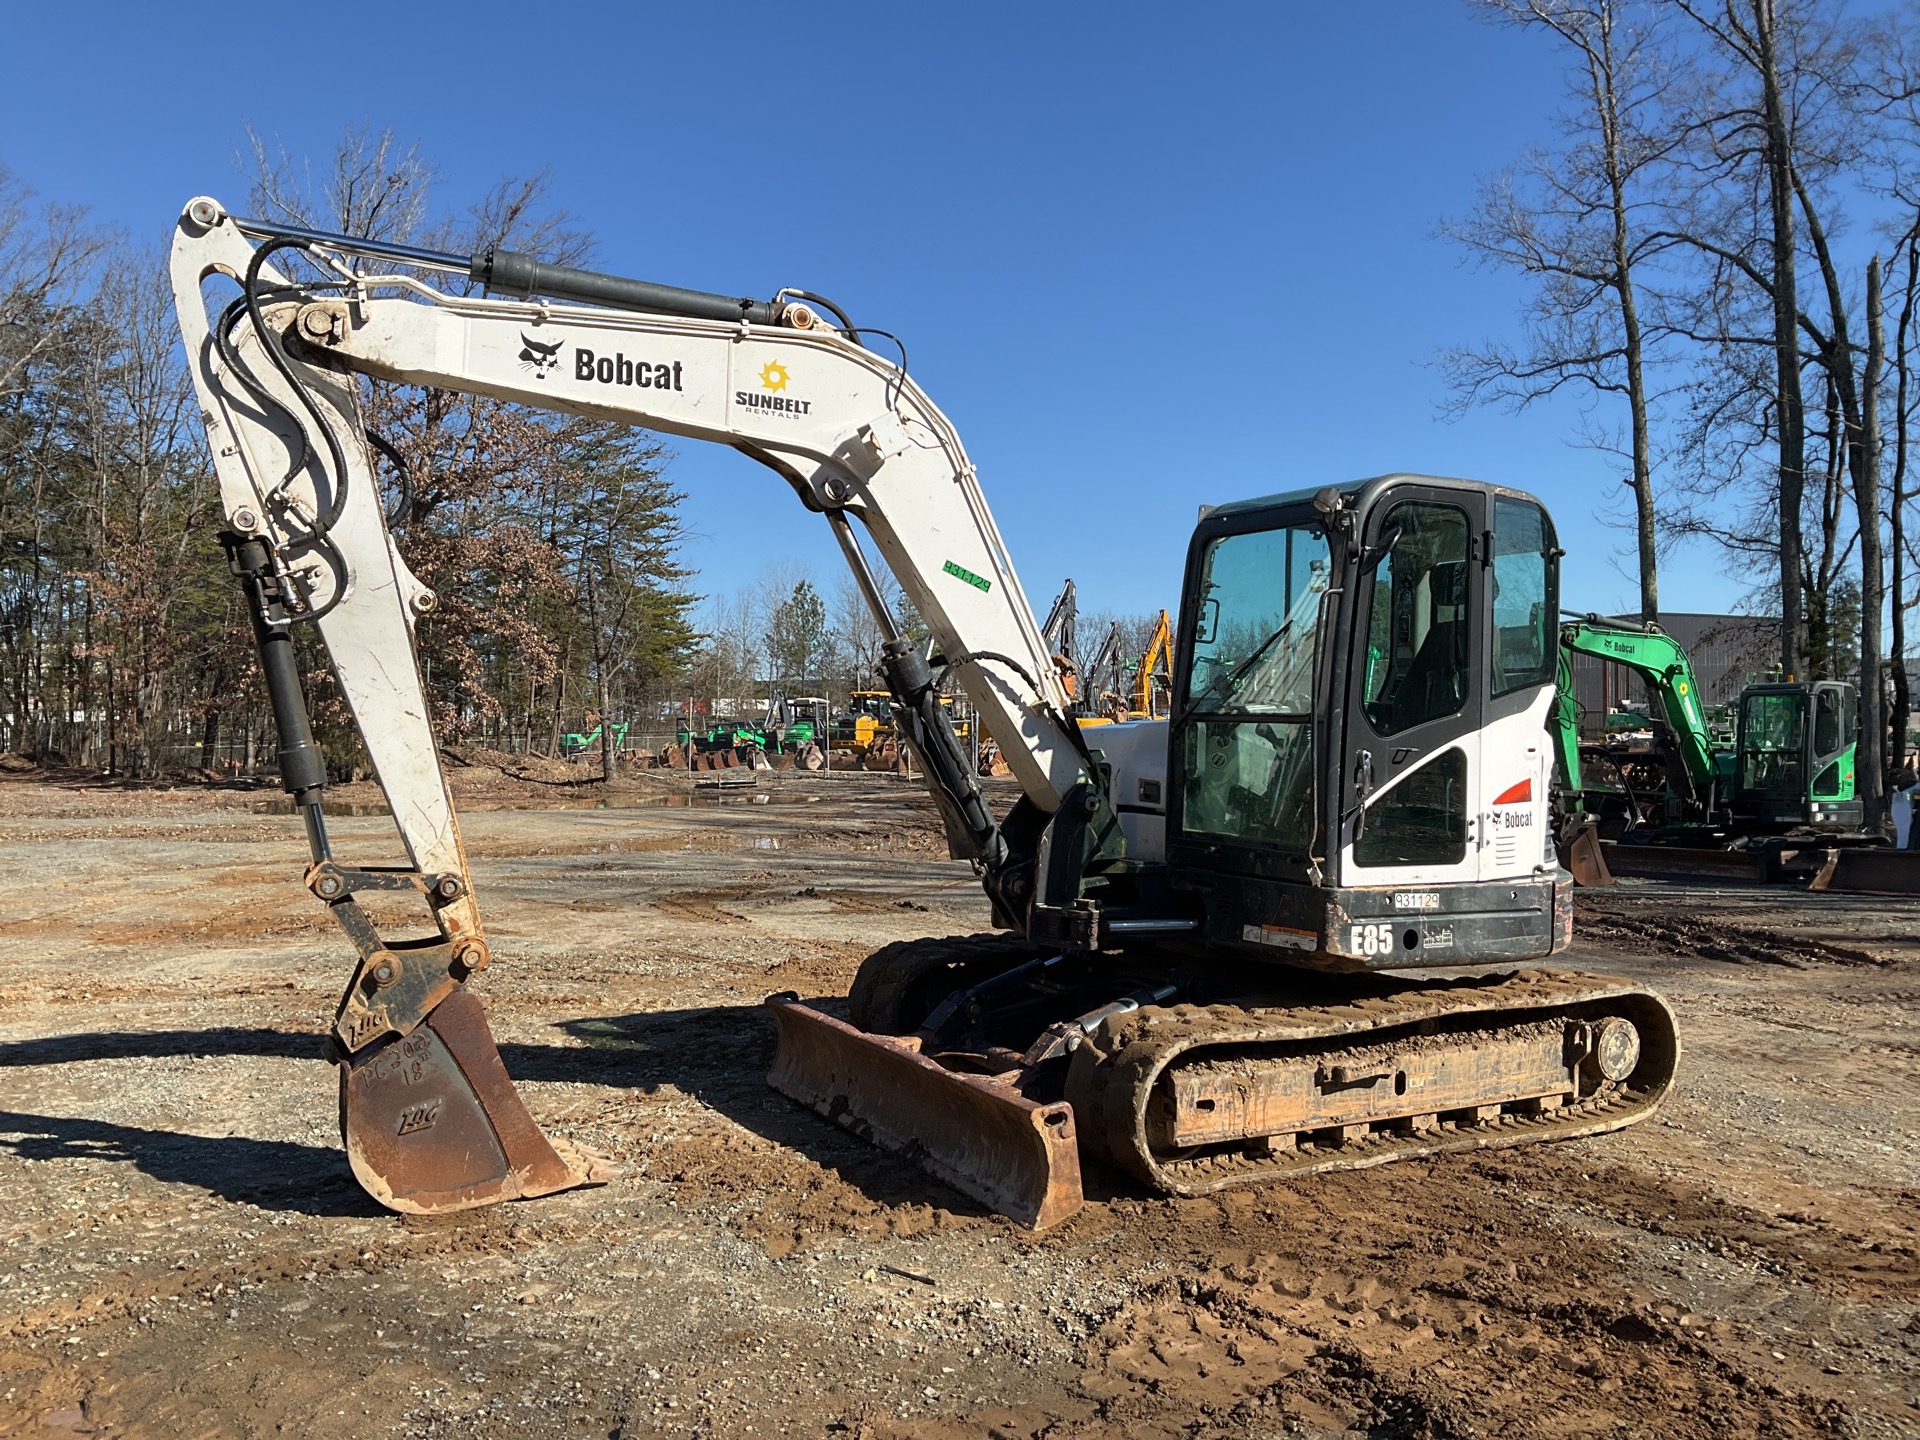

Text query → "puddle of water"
[250,800,395,817]
[251,791,827,817]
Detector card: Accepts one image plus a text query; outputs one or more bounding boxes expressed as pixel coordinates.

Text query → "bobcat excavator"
[169,197,1678,1226]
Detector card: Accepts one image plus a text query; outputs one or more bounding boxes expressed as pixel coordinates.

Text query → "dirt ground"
[0,760,1915,1439]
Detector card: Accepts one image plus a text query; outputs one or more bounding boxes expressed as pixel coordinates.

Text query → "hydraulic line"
[243,238,353,533]
[222,532,332,862]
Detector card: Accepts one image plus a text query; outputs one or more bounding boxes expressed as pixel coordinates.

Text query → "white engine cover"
[1084,719,1169,863]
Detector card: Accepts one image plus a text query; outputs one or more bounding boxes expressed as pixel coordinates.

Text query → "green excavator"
[1551,616,1865,883]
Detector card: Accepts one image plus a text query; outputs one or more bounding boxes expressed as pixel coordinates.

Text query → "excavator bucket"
[1556,815,1615,887]
[765,997,1083,1229]
[341,987,612,1213]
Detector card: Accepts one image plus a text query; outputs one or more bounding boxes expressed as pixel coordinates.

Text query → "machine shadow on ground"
[0,1003,1099,1222]
[0,1108,379,1216]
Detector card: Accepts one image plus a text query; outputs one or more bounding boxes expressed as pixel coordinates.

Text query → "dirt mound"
[0,752,37,773]
[428,744,695,803]
[443,744,585,783]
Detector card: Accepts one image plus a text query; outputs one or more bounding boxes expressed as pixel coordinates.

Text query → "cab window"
[1178,520,1332,853]
[1360,502,1470,737]
[1491,497,1556,697]
[1354,747,1469,867]
[1814,690,1840,755]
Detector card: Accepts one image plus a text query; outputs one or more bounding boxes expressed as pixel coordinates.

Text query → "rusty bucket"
[341,987,612,1213]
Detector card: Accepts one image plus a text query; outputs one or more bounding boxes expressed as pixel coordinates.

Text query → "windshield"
[1743,693,1804,753]
[1178,519,1332,854]
[1185,523,1333,715]
[1740,691,1805,798]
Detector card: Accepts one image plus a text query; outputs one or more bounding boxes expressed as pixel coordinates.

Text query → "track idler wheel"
[340,987,613,1214]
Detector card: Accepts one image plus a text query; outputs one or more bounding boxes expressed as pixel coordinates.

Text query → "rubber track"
[1068,968,1679,1197]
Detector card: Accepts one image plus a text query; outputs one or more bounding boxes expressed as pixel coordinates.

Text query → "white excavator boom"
[168,196,1093,1214]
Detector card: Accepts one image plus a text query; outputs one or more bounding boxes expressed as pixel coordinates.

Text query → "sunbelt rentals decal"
[737,360,812,417]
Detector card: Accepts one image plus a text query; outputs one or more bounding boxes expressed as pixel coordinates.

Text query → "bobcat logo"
[519,332,564,378]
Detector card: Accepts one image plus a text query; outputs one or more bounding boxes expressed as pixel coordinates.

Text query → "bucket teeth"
[341,986,614,1214]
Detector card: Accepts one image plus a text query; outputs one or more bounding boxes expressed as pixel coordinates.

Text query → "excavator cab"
[1733,680,1861,831]
[1166,475,1569,971]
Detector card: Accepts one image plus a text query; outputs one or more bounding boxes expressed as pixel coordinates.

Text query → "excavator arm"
[170,198,1103,1217]
[1549,616,1721,888]
[1557,617,1718,797]
[1131,609,1172,720]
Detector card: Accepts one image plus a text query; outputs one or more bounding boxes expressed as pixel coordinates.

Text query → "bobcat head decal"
[518,332,564,379]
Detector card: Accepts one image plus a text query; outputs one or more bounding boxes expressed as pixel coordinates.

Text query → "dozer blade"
[341,986,613,1214]
[1809,845,1920,895]
[765,996,1083,1229]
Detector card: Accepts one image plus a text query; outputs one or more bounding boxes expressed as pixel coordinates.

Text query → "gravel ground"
[0,765,1915,1438]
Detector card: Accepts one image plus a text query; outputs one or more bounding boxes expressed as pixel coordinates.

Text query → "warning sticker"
[1242,923,1316,951]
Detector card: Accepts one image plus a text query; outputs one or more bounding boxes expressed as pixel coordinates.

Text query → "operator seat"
[1390,562,1468,733]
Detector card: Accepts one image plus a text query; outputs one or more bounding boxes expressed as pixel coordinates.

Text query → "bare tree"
[1666,0,1902,676]
[0,167,108,401]
[1888,232,1919,774]
[1444,0,1679,617]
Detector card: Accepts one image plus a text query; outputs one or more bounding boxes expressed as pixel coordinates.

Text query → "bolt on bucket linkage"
[314,859,615,1214]
[341,987,611,1212]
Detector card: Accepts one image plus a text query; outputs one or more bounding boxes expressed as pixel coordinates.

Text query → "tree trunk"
[1755,0,1806,675]
[599,710,619,783]
[1858,257,1887,827]
[199,708,221,772]
[1890,241,1917,780]
[583,572,619,785]
[1599,3,1659,619]
[546,637,570,759]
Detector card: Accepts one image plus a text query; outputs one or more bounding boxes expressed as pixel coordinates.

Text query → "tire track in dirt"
[647,886,760,927]
[1575,907,1893,970]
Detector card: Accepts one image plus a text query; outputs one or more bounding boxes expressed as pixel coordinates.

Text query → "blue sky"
[4,2,1747,625]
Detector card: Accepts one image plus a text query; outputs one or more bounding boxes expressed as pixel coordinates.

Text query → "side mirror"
[1194,596,1220,647]
[1363,521,1404,568]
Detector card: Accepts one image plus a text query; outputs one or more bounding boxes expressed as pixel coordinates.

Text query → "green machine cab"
[1733,681,1860,831]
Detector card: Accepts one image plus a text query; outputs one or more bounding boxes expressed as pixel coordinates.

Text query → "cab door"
[1339,485,1487,888]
